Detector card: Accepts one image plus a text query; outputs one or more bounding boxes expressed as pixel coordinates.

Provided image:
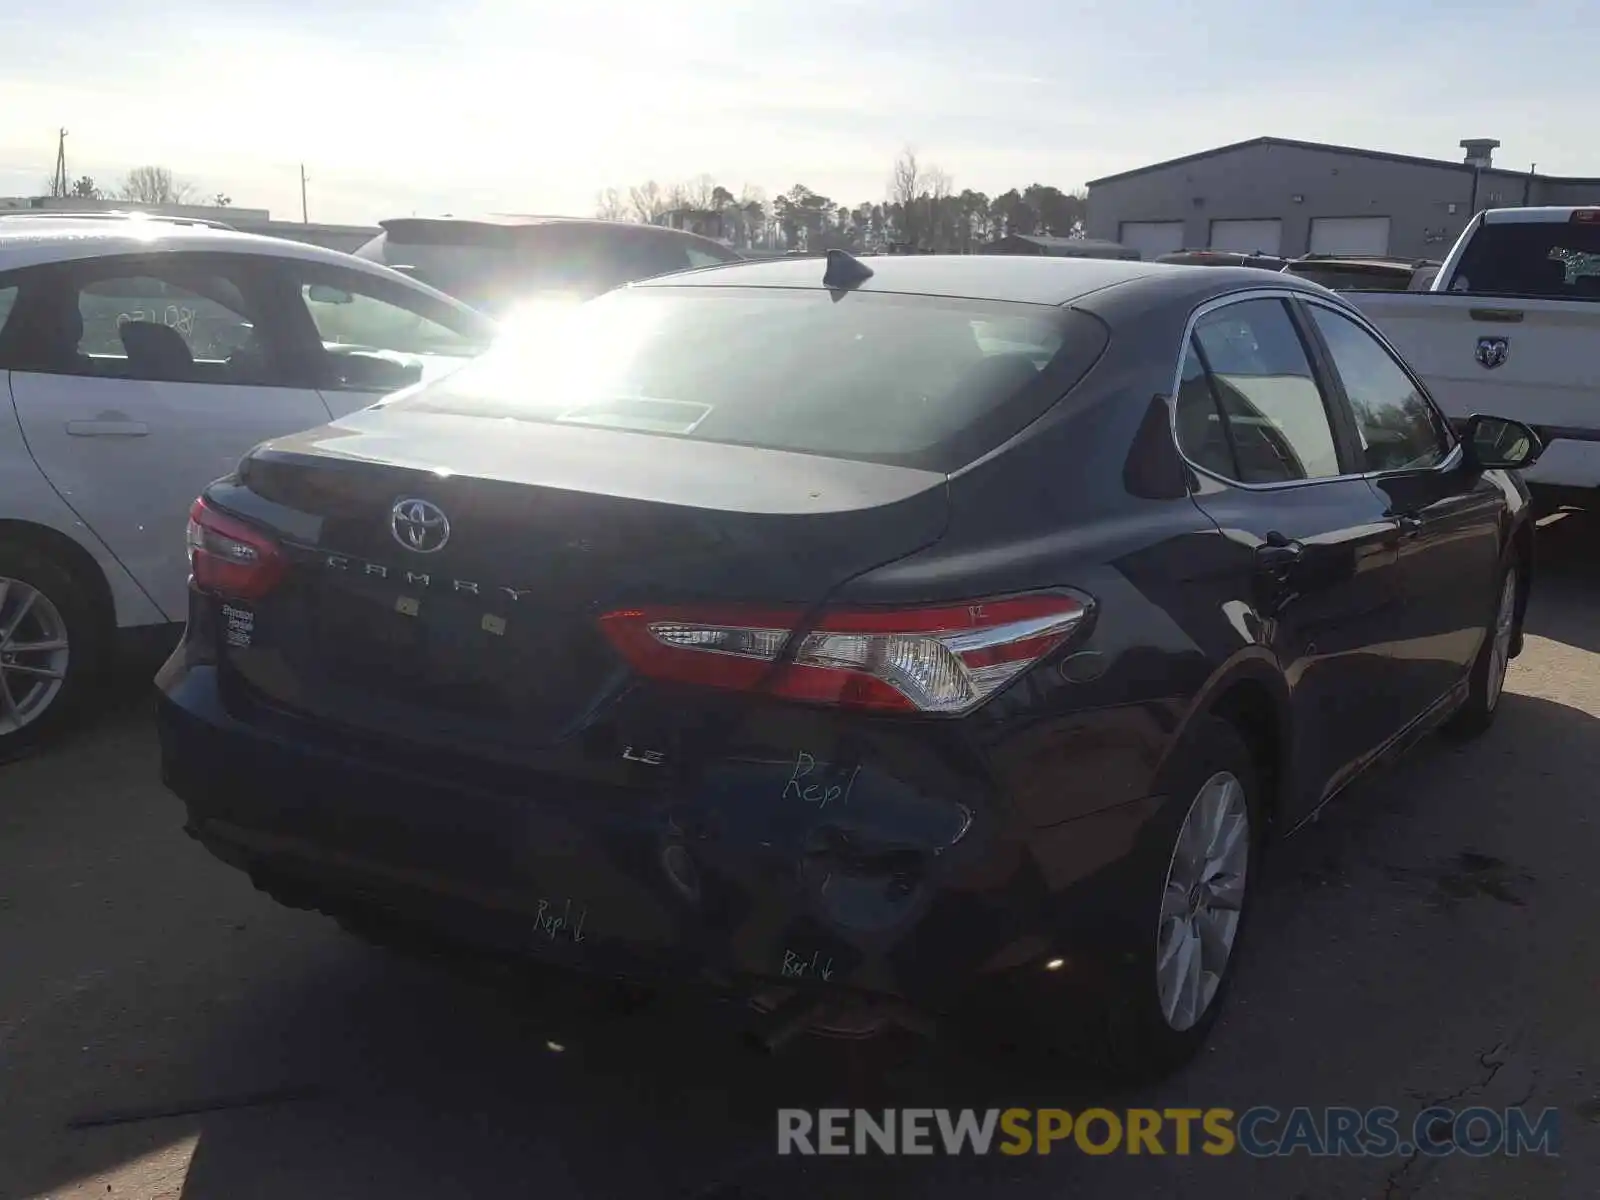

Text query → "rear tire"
[1012,716,1264,1083]
[0,540,102,761]
[1441,564,1518,742]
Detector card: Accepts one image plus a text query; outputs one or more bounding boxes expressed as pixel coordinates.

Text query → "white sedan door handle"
[65,416,150,437]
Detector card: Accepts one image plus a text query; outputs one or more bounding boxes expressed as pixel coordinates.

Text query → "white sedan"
[0,214,497,751]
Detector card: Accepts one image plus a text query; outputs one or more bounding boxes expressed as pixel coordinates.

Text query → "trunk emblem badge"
[391,499,451,553]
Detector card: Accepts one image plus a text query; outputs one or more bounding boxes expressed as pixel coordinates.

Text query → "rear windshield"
[359,224,740,316]
[1286,264,1417,292]
[390,287,1108,471]
[1449,221,1600,300]
[358,228,536,313]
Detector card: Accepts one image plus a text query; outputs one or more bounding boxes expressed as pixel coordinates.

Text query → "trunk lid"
[211,410,949,753]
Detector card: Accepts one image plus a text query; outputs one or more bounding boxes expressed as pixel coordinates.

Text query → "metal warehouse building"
[1084,136,1600,261]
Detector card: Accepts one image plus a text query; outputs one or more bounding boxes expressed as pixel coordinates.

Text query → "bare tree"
[595,187,629,220]
[71,175,101,199]
[736,185,768,249]
[120,165,195,205]
[628,180,670,224]
[925,167,953,251]
[890,146,921,244]
[677,173,719,211]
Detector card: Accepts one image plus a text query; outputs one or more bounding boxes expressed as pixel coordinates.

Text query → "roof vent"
[1460,138,1500,169]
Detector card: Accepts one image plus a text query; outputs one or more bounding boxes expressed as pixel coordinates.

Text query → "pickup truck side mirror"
[1459,414,1544,471]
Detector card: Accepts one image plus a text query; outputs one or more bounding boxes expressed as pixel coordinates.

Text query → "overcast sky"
[0,0,1590,225]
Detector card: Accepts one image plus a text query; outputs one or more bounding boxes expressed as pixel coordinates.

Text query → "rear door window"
[1186,298,1347,484]
[0,256,288,385]
[1450,219,1600,299]
[394,287,1107,471]
[78,274,258,363]
[1173,338,1238,478]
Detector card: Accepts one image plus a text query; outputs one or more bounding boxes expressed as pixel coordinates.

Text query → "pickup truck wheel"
[1442,565,1518,741]
[0,543,98,759]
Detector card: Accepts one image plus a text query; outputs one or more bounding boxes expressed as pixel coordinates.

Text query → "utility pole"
[51,128,69,198]
[299,163,309,223]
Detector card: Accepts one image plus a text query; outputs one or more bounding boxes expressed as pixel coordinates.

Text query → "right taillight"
[599,593,1090,715]
[186,497,284,600]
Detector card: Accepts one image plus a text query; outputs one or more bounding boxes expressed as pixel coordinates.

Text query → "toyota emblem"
[391,498,451,554]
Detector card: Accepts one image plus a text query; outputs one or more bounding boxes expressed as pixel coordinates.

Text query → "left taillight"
[598,593,1090,715]
[186,497,285,600]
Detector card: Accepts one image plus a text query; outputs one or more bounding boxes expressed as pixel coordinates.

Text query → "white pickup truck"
[1346,206,1600,512]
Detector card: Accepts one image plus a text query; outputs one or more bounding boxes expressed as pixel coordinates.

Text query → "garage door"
[1209,219,1283,255]
[1119,221,1186,260]
[1309,217,1391,256]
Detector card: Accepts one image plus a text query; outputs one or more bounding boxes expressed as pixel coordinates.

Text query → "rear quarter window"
[393,287,1109,472]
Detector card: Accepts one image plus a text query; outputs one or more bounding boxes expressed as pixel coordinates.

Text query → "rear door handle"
[65,419,149,437]
[1256,533,1305,574]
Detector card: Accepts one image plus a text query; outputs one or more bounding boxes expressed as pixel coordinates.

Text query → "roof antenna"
[822,248,874,290]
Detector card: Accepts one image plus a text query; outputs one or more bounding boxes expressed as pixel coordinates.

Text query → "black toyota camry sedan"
[156,250,1543,1079]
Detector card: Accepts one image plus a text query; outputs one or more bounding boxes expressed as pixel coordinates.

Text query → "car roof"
[633,253,1326,308]
[0,216,429,284]
[376,215,734,248]
[383,214,662,230]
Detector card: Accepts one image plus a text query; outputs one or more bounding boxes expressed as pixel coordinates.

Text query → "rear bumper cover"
[156,659,1166,1017]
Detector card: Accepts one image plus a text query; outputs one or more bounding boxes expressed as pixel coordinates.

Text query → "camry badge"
[391,498,450,554]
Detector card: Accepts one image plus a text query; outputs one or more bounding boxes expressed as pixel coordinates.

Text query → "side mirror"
[1460,414,1544,471]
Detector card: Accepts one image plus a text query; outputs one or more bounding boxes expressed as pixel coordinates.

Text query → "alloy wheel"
[1485,569,1518,713]
[0,577,71,736]
[1156,770,1250,1032]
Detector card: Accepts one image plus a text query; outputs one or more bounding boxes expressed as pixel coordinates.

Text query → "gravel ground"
[3,513,1599,1199]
